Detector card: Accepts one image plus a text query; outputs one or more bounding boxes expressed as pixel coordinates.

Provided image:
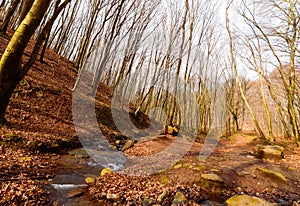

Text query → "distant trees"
[0,0,21,35]
[225,0,300,144]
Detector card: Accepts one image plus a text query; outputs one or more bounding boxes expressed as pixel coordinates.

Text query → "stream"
[43,149,104,206]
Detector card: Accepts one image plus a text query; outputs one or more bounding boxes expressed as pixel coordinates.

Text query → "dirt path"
[88,132,300,205]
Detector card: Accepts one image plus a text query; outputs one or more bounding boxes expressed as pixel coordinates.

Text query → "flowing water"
[43,149,104,206]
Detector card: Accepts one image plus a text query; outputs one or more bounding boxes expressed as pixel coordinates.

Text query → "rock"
[210,168,222,173]
[172,192,187,205]
[121,139,134,151]
[193,165,205,171]
[236,170,250,176]
[85,177,95,184]
[201,173,224,183]
[67,187,86,198]
[255,167,287,183]
[164,125,173,134]
[106,193,118,200]
[225,195,273,206]
[160,175,169,186]
[143,198,152,206]
[157,190,168,203]
[100,167,112,176]
[254,145,284,159]
[200,174,224,192]
[173,163,182,169]
[68,148,90,158]
[163,125,179,136]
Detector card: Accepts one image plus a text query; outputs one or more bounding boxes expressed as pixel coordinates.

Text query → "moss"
[256,167,287,183]
[225,195,272,206]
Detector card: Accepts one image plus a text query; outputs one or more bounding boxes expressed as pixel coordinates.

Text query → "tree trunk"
[18,0,34,25]
[0,0,51,126]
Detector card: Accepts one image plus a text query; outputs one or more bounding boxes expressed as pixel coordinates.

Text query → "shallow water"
[43,150,103,206]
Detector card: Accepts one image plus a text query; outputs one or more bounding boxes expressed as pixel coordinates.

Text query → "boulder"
[225,195,273,206]
[172,192,187,205]
[254,145,284,159]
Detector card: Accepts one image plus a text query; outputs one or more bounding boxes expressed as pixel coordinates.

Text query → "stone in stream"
[67,186,86,198]
[68,148,90,158]
[121,139,134,151]
[225,195,273,206]
[254,145,284,159]
[85,177,96,184]
[100,167,113,176]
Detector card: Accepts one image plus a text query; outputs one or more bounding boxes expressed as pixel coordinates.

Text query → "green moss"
[256,167,287,183]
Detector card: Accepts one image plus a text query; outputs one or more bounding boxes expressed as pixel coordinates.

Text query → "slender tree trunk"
[18,0,34,25]
[226,0,266,140]
[39,0,61,62]
[0,0,51,125]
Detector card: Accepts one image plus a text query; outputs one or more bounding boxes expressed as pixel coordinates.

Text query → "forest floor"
[0,32,300,205]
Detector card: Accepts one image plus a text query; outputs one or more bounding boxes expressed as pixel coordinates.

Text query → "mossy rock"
[121,139,134,151]
[68,148,89,158]
[172,192,187,205]
[255,145,284,159]
[200,174,224,191]
[225,195,273,206]
[201,173,224,183]
[100,167,113,176]
[85,177,96,184]
[173,163,182,169]
[255,167,287,183]
[160,175,170,186]
[193,165,205,171]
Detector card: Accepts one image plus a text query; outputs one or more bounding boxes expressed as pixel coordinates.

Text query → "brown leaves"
[0,179,48,205]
